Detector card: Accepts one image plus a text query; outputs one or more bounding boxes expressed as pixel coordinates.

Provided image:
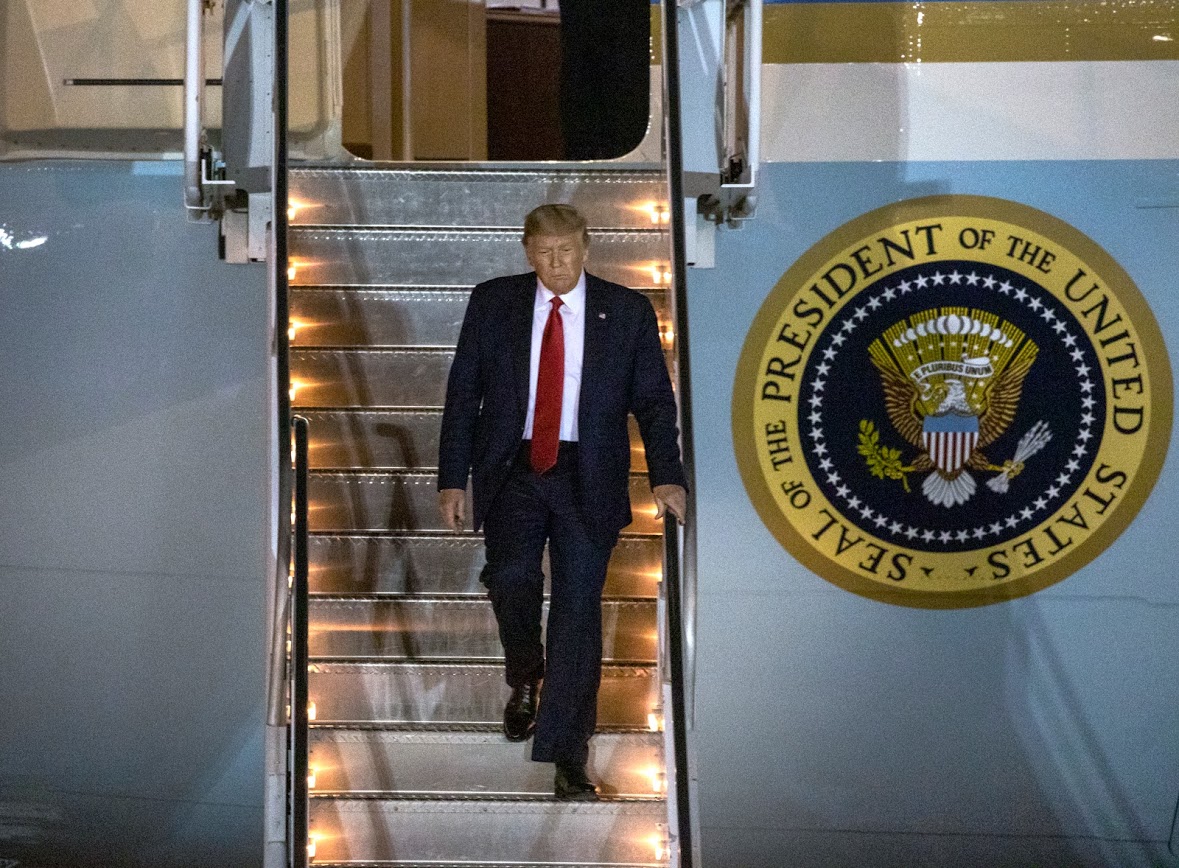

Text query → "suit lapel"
[509,275,536,416]
[581,274,609,422]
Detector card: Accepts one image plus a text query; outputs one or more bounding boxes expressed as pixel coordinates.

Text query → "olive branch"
[857,420,915,492]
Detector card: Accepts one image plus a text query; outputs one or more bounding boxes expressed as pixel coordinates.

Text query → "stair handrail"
[263,1,298,864]
[290,415,310,868]
[276,2,302,865]
[266,0,294,735]
[661,2,699,866]
[662,515,695,867]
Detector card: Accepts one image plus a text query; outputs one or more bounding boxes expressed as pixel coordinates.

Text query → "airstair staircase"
[286,166,680,866]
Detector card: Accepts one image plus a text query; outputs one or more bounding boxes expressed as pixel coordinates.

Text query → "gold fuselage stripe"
[761,1,1179,64]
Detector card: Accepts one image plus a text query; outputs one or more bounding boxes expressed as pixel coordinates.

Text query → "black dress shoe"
[554,762,599,801]
[503,681,539,741]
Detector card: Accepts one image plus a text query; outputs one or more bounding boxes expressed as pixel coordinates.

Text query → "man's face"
[524,232,589,295]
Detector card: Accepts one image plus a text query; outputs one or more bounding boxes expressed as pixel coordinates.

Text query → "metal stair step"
[308,662,659,728]
[290,348,453,409]
[308,472,663,535]
[290,287,468,348]
[311,863,662,868]
[291,348,672,411]
[300,409,648,473]
[287,227,668,288]
[308,795,667,865]
[309,597,657,663]
[308,534,663,597]
[308,730,665,799]
[310,722,655,735]
[289,286,667,349]
[288,167,667,229]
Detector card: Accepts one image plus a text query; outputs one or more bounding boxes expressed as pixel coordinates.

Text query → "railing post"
[663,516,693,868]
[184,0,207,212]
[290,415,310,868]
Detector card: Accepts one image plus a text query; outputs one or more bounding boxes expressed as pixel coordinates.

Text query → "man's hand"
[438,488,467,532]
[652,484,687,525]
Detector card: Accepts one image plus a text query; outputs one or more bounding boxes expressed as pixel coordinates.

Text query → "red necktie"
[530,297,564,473]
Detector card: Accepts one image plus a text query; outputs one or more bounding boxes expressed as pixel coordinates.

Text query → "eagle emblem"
[862,307,1050,507]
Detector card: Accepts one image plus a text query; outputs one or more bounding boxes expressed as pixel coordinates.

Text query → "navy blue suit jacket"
[438,271,686,541]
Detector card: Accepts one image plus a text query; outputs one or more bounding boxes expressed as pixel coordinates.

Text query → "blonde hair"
[523,204,589,245]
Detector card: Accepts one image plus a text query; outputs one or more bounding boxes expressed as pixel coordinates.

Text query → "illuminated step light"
[646,203,670,225]
[649,265,671,285]
[644,767,666,794]
[288,319,300,342]
[307,768,317,789]
[308,701,317,721]
[307,835,318,861]
[647,712,663,732]
[659,323,675,349]
[652,824,670,861]
[288,199,319,222]
[287,263,298,281]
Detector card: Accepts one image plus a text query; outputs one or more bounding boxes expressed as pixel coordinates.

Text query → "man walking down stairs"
[437,203,687,802]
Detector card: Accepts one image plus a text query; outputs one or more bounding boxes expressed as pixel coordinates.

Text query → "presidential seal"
[732,195,1172,608]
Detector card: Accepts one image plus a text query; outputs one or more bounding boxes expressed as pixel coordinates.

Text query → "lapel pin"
[599,312,606,319]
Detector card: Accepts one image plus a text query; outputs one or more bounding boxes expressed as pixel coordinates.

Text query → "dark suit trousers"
[481,442,616,766]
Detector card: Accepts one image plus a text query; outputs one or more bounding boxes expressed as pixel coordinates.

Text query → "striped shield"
[922,413,980,475]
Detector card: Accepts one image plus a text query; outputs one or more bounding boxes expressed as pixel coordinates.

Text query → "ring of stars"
[805,267,1099,550]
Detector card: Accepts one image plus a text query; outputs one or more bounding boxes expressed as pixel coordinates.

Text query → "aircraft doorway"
[337,0,653,162]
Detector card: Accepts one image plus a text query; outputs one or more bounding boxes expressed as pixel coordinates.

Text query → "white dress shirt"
[523,272,586,442]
